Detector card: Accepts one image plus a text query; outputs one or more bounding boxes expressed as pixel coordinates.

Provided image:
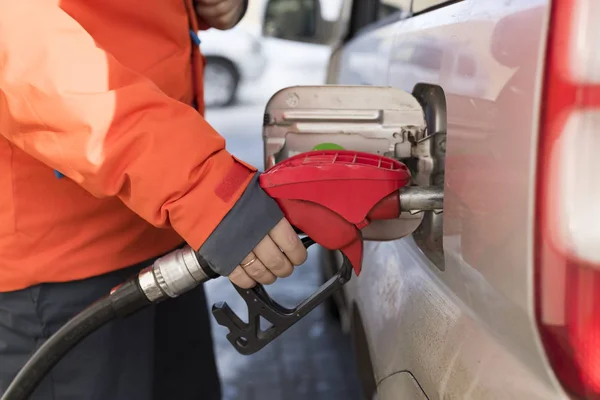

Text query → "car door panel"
[358,238,558,399]
[377,370,428,399]
[351,0,565,398]
[322,0,563,399]
[260,0,566,397]
[335,22,397,86]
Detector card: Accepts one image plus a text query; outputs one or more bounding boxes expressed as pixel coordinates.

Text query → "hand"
[229,218,307,288]
[195,0,247,30]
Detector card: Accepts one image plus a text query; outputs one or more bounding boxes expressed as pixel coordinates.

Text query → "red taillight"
[537,0,600,398]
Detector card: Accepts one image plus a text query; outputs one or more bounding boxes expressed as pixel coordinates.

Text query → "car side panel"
[336,0,567,398]
[358,238,559,399]
[334,23,397,86]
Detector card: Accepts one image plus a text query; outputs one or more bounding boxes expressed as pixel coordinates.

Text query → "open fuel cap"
[260,150,411,225]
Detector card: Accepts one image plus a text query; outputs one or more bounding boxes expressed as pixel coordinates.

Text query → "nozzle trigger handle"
[211,237,352,355]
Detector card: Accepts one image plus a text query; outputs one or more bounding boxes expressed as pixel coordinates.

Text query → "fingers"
[253,235,294,278]
[195,0,226,5]
[195,0,244,30]
[241,251,277,285]
[228,218,307,288]
[268,219,308,266]
[228,265,255,289]
[195,2,230,18]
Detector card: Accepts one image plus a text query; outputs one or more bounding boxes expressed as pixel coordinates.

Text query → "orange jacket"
[0,0,256,291]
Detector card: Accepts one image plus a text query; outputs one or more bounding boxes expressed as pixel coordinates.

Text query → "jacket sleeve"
[0,1,282,274]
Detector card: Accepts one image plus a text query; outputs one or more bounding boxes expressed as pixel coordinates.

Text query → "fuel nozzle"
[259,150,412,275]
[135,150,445,355]
[399,186,444,212]
[136,246,215,303]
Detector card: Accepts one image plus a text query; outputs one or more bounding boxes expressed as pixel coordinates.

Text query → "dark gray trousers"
[0,257,222,400]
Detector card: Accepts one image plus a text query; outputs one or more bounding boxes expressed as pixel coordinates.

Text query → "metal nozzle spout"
[399,186,444,212]
[137,246,212,303]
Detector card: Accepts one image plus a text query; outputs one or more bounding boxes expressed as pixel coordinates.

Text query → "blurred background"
[201,1,362,399]
[200,0,342,166]
[201,0,338,108]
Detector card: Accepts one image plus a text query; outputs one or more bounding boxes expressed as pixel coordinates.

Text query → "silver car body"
[327,0,563,398]
[263,0,582,398]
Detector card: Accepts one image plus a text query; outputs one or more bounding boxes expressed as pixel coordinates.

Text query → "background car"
[198,26,267,107]
[261,0,596,399]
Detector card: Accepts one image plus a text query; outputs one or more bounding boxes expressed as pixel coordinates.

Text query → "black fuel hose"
[1,279,150,400]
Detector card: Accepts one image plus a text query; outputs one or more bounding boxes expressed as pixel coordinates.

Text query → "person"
[0,0,308,399]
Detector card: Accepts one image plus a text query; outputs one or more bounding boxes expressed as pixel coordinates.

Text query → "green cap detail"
[312,143,345,151]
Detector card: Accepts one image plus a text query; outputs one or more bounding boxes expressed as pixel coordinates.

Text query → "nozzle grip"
[211,237,352,355]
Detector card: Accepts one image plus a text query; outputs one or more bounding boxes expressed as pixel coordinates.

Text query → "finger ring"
[240,257,257,268]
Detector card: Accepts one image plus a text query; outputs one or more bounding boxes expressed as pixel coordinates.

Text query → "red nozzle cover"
[259,150,411,275]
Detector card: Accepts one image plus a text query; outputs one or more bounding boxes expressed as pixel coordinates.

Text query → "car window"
[412,0,462,15]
